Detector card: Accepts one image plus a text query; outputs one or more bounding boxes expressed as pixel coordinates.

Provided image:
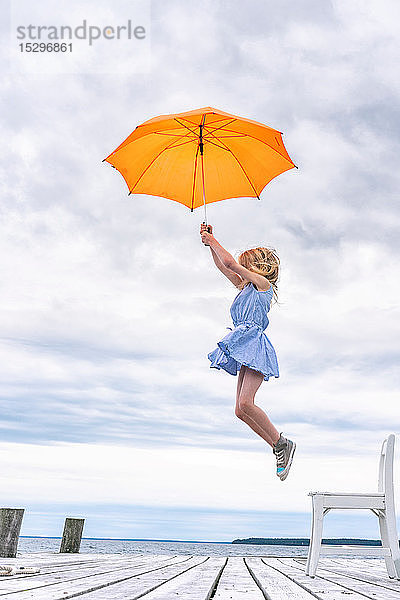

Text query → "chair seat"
[308,491,385,509]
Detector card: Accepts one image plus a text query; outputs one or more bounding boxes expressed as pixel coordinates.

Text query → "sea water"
[17,537,370,558]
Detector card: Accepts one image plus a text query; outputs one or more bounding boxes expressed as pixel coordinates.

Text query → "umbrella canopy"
[103,106,296,214]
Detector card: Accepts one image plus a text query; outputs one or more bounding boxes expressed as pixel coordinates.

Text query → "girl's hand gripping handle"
[200,223,214,246]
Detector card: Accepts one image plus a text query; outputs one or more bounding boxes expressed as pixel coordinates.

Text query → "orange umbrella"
[103,106,296,227]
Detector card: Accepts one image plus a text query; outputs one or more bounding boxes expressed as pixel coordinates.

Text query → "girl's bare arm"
[210,247,243,288]
[201,229,270,291]
[200,224,242,288]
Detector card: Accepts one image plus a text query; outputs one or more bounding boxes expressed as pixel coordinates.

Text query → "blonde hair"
[237,246,280,302]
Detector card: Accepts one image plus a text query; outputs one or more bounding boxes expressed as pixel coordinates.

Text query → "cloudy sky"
[1,0,400,542]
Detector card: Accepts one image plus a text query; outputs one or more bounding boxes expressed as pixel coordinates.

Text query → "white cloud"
[1,439,398,515]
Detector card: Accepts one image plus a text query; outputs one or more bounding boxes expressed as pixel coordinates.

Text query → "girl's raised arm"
[200,224,243,288]
[201,226,270,292]
[210,247,243,288]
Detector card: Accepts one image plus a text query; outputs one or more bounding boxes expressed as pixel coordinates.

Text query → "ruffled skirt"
[208,323,279,382]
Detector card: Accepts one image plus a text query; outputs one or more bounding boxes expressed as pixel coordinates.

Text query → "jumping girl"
[200,223,296,481]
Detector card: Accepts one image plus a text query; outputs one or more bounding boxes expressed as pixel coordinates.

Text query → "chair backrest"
[378,434,395,501]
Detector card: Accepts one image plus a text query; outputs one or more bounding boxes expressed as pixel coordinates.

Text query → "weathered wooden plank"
[314,569,400,599]
[212,557,265,599]
[0,553,185,585]
[261,558,373,600]
[319,545,391,556]
[296,556,389,574]
[130,556,226,600]
[306,558,400,595]
[0,555,147,584]
[245,557,318,600]
[2,552,139,571]
[0,555,205,600]
[316,556,388,571]
[74,556,226,600]
[0,554,187,596]
[320,557,390,576]
[0,554,148,580]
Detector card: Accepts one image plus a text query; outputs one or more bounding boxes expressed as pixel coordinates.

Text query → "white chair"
[306,434,400,579]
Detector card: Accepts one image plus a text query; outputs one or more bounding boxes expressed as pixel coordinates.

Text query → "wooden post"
[59,518,85,553]
[0,508,24,558]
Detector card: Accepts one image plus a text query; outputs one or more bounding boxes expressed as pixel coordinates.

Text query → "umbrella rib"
[204,116,236,126]
[176,117,289,164]
[227,148,261,199]
[210,127,296,166]
[176,116,201,126]
[174,118,199,137]
[176,115,226,130]
[128,134,191,194]
[174,115,236,133]
[179,115,238,129]
[173,116,243,141]
[203,118,237,134]
[175,116,238,140]
[154,131,197,138]
[205,131,261,199]
[205,134,247,140]
[203,138,232,152]
[164,138,199,150]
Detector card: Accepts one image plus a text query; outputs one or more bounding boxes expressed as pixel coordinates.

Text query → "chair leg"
[306,496,324,577]
[382,509,400,579]
[378,512,397,578]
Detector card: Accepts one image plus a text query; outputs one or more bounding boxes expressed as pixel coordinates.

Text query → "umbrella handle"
[202,221,212,233]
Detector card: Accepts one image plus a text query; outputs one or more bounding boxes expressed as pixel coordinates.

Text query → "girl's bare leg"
[236,363,246,403]
[235,365,280,447]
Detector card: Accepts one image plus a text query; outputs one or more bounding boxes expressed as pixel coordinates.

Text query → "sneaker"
[273,433,296,481]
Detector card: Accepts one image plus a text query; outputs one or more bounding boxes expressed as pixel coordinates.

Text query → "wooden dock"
[1,553,400,599]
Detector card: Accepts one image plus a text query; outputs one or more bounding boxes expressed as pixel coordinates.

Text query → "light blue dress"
[208,282,279,381]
